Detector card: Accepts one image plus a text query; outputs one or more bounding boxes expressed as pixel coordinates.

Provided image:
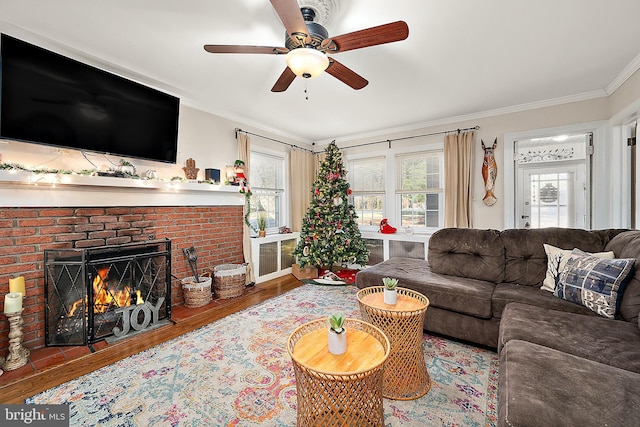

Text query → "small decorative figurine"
[379,218,397,234]
[183,158,200,180]
[233,160,248,192]
[233,160,246,182]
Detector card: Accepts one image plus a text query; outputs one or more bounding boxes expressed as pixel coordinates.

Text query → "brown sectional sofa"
[355,227,640,426]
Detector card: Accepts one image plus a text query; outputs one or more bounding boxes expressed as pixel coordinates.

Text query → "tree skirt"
[27,284,498,426]
[301,278,348,286]
[311,268,359,285]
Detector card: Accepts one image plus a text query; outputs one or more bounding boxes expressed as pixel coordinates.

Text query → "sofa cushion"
[491,282,595,319]
[605,230,640,323]
[541,243,613,292]
[556,249,635,318]
[425,306,500,348]
[428,228,505,283]
[500,228,622,287]
[355,257,495,318]
[499,340,640,427]
[498,303,640,373]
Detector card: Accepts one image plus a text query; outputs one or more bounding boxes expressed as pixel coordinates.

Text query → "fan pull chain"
[304,80,309,101]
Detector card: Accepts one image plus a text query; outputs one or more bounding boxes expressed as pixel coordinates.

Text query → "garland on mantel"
[0,161,90,175]
[0,162,222,185]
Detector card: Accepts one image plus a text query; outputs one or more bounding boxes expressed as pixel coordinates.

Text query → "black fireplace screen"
[44,239,171,346]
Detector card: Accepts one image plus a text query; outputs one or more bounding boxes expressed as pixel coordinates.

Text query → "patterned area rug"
[27,285,498,426]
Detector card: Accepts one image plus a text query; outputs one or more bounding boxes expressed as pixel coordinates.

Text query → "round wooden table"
[287,318,390,427]
[357,286,431,400]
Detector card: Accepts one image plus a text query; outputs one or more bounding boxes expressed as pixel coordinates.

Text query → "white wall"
[338,97,611,230]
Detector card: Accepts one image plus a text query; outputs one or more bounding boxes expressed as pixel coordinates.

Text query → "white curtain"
[444,131,474,228]
[289,148,314,232]
[314,151,326,177]
[237,133,255,285]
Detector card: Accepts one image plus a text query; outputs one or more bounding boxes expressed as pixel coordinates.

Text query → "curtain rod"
[235,128,315,154]
[236,125,480,153]
[335,125,480,150]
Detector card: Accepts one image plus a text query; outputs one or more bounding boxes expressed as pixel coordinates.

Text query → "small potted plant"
[382,277,399,304]
[327,312,347,355]
[257,212,267,238]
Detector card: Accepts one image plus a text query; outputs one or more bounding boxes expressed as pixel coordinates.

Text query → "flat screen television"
[0,34,179,164]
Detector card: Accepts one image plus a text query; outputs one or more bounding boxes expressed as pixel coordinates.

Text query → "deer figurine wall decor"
[481,139,498,206]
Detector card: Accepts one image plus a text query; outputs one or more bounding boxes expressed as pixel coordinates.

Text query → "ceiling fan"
[203,0,409,92]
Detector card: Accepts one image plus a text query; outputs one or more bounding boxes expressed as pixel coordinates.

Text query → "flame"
[67,266,144,317]
[68,299,84,317]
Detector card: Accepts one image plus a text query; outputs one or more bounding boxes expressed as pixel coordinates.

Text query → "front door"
[517,165,587,228]
[514,133,591,229]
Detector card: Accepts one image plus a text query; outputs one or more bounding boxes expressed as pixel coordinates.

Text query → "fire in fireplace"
[68,266,145,317]
[44,240,172,346]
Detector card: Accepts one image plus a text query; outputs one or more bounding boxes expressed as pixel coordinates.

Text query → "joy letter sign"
[112,297,165,337]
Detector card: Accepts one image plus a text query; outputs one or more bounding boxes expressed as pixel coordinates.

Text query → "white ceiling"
[2,0,640,144]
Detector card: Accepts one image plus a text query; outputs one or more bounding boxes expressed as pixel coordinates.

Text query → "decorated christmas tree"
[293,142,369,269]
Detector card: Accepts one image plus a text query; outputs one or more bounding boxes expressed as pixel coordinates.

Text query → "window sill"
[361,231,434,242]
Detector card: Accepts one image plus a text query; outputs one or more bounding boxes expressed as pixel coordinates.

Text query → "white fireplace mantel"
[0,170,244,207]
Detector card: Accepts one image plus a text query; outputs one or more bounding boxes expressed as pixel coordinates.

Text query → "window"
[347,148,444,232]
[349,157,385,226]
[396,151,444,229]
[249,151,285,232]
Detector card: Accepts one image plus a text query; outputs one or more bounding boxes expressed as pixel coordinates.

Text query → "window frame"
[249,149,288,235]
[395,150,444,231]
[348,156,386,229]
[346,142,444,234]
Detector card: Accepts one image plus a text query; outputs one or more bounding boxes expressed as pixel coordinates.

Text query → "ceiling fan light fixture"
[285,48,329,78]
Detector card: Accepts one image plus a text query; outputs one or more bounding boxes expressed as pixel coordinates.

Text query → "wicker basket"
[181,275,212,308]
[213,264,246,299]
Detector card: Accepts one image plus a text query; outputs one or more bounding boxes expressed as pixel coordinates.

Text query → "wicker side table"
[287,318,390,427]
[357,286,431,400]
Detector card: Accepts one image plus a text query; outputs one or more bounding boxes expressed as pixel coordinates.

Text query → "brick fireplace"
[0,205,244,352]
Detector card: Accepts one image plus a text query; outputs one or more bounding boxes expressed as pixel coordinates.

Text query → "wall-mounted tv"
[0,34,179,164]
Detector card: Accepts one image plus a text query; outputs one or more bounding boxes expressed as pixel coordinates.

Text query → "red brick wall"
[0,206,244,352]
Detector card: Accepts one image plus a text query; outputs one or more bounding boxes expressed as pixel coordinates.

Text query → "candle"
[9,276,26,297]
[4,293,22,314]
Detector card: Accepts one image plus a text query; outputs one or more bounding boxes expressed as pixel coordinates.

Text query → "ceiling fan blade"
[271,67,297,92]
[325,58,368,90]
[204,45,288,55]
[270,0,309,43]
[322,21,409,53]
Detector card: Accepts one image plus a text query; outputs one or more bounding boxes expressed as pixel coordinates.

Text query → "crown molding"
[606,52,640,95]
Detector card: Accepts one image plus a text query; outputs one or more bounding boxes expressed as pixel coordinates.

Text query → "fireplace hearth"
[44,240,172,346]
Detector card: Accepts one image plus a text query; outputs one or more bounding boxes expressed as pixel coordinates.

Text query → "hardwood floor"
[0,274,303,404]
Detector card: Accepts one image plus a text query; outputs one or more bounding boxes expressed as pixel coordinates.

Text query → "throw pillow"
[555,249,635,318]
[541,244,614,292]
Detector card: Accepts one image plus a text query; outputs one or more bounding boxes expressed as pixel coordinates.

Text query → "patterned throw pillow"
[541,244,614,292]
[555,249,635,318]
